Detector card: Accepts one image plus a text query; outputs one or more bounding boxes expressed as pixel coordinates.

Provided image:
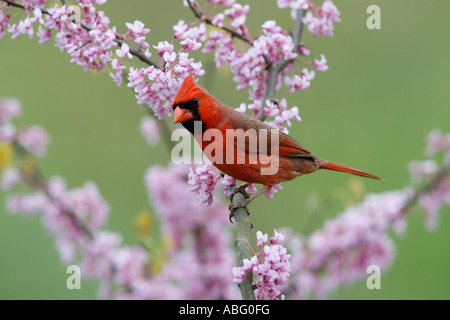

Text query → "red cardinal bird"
[172,75,381,212]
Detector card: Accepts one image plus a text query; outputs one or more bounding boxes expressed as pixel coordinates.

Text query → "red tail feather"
[320,161,382,180]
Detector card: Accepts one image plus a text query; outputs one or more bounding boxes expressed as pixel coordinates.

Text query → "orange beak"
[173,106,194,123]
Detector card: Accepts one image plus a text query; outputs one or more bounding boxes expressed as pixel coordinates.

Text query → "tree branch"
[186,0,252,44]
[257,9,304,121]
[12,142,94,240]
[402,163,450,214]
[1,0,160,69]
[231,190,255,300]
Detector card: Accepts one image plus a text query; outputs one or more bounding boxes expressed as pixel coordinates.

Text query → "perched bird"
[172,75,381,213]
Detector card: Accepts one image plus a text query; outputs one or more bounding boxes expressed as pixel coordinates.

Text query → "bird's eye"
[191,98,199,107]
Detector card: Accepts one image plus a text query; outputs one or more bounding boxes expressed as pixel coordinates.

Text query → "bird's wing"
[224,111,315,159]
[278,132,315,159]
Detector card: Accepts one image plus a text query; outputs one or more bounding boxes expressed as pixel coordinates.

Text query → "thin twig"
[401,164,450,214]
[13,142,94,240]
[186,0,252,44]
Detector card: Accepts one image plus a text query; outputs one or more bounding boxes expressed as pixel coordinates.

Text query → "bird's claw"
[228,183,252,223]
[228,201,251,223]
[229,183,250,202]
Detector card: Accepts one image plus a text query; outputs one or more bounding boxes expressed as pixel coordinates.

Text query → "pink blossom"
[45,4,69,29]
[232,255,257,284]
[181,38,202,52]
[125,20,150,36]
[112,247,149,287]
[322,1,341,24]
[6,192,48,216]
[0,98,22,123]
[220,174,237,198]
[127,67,182,119]
[139,116,161,146]
[299,45,311,56]
[262,20,282,34]
[46,175,67,200]
[233,229,291,300]
[1,168,21,191]
[301,67,315,81]
[0,11,11,39]
[235,103,247,114]
[7,23,22,40]
[418,174,450,231]
[109,58,125,86]
[176,52,204,77]
[285,74,311,92]
[287,190,408,299]
[224,4,250,29]
[256,231,268,248]
[264,184,283,199]
[143,164,239,299]
[146,164,211,246]
[201,29,234,66]
[0,123,16,143]
[263,99,301,132]
[246,100,262,116]
[56,237,78,264]
[302,1,340,37]
[211,13,225,28]
[275,106,301,128]
[163,51,176,63]
[80,231,122,279]
[17,125,50,157]
[173,20,189,41]
[209,0,236,6]
[53,18,117,73]
[146,164,225,238]
[277,0,309,10]
[125,20,150,48]
[312,54,329,72]
[19,17,35,39]
[277,0,295,9]
[68,181,110,231]
[116,43,133,59]
[425,129,450,157]
[214,20,297,101]
[153,41,174,58]
[184,23,207,42]
[269,229,285,245]
[188,164,221,205]
[37,26,52,44]
[408,160,438,182]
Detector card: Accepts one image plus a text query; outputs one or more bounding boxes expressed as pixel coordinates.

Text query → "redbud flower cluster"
[282,129,450,299]
[233,230,291,300]
[408,130,450,230]
[0,98,49,159]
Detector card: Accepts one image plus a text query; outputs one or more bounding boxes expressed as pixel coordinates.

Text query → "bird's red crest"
[173,75,205,107]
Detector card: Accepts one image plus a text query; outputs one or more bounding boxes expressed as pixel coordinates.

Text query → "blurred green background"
[0,0,449,299]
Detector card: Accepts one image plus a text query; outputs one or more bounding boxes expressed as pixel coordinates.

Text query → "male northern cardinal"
[172,75,381,213]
